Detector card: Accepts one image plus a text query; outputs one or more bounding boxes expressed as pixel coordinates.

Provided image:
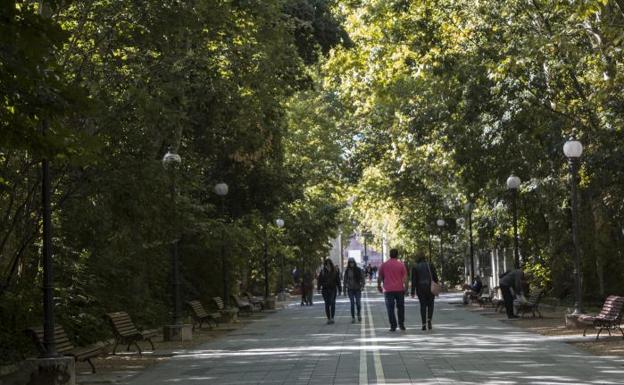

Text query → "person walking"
[411,251,439,330]
[302,270,314,306]
[377,249,408,331]
[317,258,341,324]
[499,268,525,319]
[343,257,365,323]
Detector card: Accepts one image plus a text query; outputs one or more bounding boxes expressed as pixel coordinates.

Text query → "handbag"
[427,263,442,296]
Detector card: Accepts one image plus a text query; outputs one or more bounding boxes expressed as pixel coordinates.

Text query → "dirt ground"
[463,302,624,357]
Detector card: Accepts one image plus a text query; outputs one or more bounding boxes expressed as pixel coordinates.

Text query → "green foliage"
[0,0,349,365]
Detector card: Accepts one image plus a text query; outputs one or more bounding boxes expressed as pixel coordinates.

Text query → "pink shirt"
[378,259,407,292]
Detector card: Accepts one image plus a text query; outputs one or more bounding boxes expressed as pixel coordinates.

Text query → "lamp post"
[214,182,229,307]
[464,202,475,282]
[41,120,56,357]
[275,218,285,301]
[436,219,445,281]
[162,148,182,329]
[506,174,521,268]
[564,138,583,314]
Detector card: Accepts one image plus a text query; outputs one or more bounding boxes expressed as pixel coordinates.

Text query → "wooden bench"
[25,325,107,373]
[244,292,264,311]
[186,300,220,330]
[478,286,497,307]
[231,295,255,314]
[579,295,624,340]
[106,311,158,355]
[466,285,487,304]
[516,287,545,318]
[212,297,238,322]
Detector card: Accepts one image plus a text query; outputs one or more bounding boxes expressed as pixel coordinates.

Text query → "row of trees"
[314,1,624,296]
[0,0,350,363]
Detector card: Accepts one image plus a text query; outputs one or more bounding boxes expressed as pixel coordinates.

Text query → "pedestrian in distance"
[343,257,365,323]
[499,268,525,319]
[411,251,439,330]
[317,258,341,324]
[378,248,408,332]
[462,275,483,304]
[302,270,314,306]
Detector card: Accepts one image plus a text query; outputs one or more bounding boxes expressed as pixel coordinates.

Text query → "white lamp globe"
[275,218,285,228]
[436,219,445,227]
[563,139,583,158]
[506,175,521,190]
[214,183,229,196]
[162,148,182,169]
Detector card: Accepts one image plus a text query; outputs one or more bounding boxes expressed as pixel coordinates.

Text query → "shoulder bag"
[427,263,442,296]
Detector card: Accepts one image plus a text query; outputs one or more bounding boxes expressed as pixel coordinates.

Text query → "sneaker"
[389,328,396,332]
[351,318,356,324]
[330,319,335,324]
[427,320,432,330]
[421,324,427,331]
[399,325,406,331]
[327,319,332,324]
[357,315,362,322]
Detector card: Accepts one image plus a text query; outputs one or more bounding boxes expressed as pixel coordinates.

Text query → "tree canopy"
[2,0,624,365]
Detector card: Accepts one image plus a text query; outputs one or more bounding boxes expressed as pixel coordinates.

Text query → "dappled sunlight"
[122,290,624,385]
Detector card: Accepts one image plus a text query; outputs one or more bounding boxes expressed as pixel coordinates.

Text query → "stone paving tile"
[119,288,624,385]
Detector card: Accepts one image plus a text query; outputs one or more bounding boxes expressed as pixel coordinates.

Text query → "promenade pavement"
[122,287,624,384]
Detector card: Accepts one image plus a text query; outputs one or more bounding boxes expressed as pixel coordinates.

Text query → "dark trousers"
[417,293,435,324]
[500,285,515,318]
[347,289,362,318]
[384,291,405,329]
[322,288,337,319]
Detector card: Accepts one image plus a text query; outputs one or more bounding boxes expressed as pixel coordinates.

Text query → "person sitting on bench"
[462,276,483,304]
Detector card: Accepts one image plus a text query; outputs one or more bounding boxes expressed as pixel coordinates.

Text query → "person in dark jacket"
[302,270,314,306]
[410,252,439,330]
[343,257,365,323]
[317,258,341,324]
[462,276,483,304]
[499,269,525,319]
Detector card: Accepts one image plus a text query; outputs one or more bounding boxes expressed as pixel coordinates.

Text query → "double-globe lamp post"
[436,219,445,281]
[506,174,521,269]
[162,148,182,327]
[214,182,229,307]
[564,137,583,315]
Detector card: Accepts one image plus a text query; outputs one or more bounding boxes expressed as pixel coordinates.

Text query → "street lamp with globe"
[563,137,583,314]
[506,174,521,268]
[214,182,229,307]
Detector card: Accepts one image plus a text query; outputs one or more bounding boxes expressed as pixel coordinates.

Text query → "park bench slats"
[186,300,219,330]
[106,311,157,355]
[231,295,254,314]
[26,325,107,373]
[244,292,264,311]
[516,287,545,318]
[579,295,624,340]
[212,297,238,320]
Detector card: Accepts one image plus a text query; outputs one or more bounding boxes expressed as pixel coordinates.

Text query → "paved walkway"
[123,288,624,385]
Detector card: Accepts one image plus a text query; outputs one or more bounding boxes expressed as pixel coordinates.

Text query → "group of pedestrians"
[316,249,440,331]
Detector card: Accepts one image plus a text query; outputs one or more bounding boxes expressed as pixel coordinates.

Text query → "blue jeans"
[384,291,405,329]
[348,289,362,318]
[322,288,337,320]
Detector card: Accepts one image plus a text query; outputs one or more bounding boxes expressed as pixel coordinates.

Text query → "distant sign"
[348,250,362,264]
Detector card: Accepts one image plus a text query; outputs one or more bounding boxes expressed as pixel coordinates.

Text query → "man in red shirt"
[377,248,408,331]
